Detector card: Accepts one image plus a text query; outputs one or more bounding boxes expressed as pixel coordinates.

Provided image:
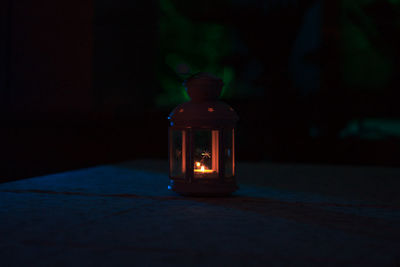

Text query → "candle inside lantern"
[194,161,214,173]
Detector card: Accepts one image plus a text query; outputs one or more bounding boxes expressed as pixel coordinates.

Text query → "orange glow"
[208,107,215,112]
[194,168,214,173]
[212,130,219,172]
[182,131,186,173]
[194,162,214,174]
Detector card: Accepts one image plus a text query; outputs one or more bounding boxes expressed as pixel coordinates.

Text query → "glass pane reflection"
[193,130,219,178]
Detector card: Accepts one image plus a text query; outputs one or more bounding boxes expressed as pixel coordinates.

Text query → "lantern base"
[169,180,238,197]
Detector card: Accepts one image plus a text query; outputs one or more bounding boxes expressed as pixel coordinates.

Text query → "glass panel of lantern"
[193,130,219,179]
[224,129,235,178]
[170,129,186,178]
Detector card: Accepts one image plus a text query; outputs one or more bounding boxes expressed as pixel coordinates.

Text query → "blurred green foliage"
[156,0,234,107]
[341,0,399,90]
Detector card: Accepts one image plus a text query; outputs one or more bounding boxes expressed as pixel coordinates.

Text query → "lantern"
[168,73,239,196]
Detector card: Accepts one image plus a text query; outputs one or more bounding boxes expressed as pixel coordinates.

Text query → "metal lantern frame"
[168,73,238,196]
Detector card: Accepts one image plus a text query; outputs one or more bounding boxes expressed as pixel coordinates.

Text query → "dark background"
[1,0,400,183]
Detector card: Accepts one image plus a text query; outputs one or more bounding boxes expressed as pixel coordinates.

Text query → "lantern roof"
[169,73,238,127]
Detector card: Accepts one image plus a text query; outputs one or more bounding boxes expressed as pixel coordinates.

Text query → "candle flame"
[194,162,214,174]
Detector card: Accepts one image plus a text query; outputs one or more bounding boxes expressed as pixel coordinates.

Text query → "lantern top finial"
[184,72,224,102]
[170,72,237,127]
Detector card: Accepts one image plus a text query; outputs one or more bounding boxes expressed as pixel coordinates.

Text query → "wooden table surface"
[1,160,400,266]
